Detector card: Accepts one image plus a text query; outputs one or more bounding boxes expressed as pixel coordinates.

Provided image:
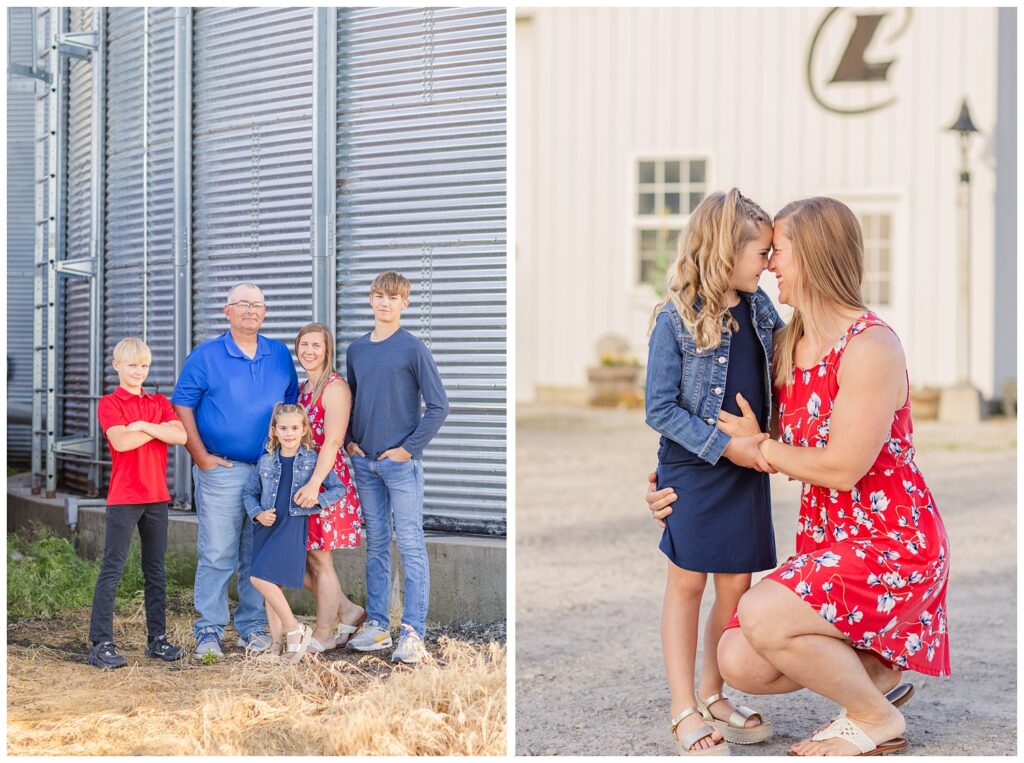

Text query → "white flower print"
[817,359,828,377]
[813,525,826,543]
[822,581,833,593]
[782,424,795,445]
[806,392,821,418]
[887,438,903,456]
[833,525,848,542]
[802,369,811,385]
[869,491,890,514]
[795,581,812,597]
[881,571,907,589]
[866,573,881,586]
[813,551,840,569]
[880,616,899,633]
[902,480,916,494]
[779,567,797,580]
[851,486,861,504]
[845,607,863,624]
[860,631,877,647]
[819,602,837,623]
[918,610,933,627]
[877,591,896,613]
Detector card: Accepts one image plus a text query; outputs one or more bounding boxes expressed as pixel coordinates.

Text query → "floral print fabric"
[759,313,950,676]
[299,373,362,551]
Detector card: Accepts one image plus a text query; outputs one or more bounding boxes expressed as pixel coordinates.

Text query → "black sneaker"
[88,641,127,669]
[145,634,184,662]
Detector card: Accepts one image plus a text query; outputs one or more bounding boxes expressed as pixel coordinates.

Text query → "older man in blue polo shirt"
[172,283,298,659]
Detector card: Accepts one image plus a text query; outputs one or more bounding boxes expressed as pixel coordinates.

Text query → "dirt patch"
[7,596,505,755]
[516,405,1016,756]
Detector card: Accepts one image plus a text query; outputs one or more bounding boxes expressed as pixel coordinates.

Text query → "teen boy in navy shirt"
[345,271,449,664]
[89,338,187,668]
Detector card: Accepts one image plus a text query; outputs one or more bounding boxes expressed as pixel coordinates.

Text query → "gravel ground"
[515,405,1016,756]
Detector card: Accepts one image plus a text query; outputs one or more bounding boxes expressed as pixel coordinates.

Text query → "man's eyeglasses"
[228,301,266,311]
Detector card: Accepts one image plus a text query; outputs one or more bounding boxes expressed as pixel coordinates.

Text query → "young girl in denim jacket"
[243,403,346,663]
[645,189,784,754]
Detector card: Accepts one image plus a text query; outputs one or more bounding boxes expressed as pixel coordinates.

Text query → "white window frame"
[630,154,711,291]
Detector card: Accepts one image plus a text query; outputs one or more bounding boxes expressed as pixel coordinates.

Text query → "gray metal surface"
[190,7,315,346]
[335,7,507,535]
[7,8,37,464]
[60,5,96,494]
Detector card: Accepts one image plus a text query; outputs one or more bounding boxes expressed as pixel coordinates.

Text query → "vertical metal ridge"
[311,8,337,328]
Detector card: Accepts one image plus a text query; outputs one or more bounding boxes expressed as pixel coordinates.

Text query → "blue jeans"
[192,461,266,640]
[351,455,429,637]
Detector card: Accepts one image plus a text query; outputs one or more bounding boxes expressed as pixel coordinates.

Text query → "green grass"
[7,522,194,622]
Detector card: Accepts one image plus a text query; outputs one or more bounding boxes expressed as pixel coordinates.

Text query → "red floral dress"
[299,373,362,551]
[731,313,951,676]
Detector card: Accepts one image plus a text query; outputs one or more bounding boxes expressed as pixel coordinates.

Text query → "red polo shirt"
[97,386,180,505]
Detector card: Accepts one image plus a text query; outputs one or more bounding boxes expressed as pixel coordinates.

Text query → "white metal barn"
[516,7,1016,408]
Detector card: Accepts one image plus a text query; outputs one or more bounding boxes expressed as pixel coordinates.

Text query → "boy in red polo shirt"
[88,338,188,669]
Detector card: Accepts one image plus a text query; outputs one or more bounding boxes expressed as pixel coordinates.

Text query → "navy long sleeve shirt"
[345,328,450,459]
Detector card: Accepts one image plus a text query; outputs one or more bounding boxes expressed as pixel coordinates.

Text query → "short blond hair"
[112,337,152,364]
[370,271,411,298]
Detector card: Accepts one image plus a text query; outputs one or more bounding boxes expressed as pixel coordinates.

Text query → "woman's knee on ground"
[717,629,779,693]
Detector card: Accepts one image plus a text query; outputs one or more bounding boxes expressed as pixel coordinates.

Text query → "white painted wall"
[517,7,1004,402]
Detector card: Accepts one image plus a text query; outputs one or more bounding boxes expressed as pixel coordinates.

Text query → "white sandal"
[788,715,908,756]
[696,692,773,744]
[308,634,339,654]
[282,624,312,664]
[334,608,366,648]
[671,707,730,756]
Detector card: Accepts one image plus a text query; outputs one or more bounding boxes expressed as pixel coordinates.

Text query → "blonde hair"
[771,197,867,389]
[370,271,411,299]
[112,337,152,364]
[651,188,771,350]
[265,403,314,454]
[295,322,338,406]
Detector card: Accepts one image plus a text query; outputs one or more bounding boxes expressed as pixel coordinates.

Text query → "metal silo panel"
[335,8,507,536]
[191,7,314,349]
[7,7,37,464]
[60,6,96,493]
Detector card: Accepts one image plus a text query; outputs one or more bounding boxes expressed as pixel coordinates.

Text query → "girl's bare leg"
[250,577,301,649]
[662,562,723,751]
[698,572,762,727]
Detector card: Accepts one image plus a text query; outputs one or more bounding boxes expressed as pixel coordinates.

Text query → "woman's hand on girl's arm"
[716,393,761,437]
[722,433,776,472]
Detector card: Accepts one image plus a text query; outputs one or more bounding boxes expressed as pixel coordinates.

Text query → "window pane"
[667,228,681,251]
[639,161,656,184]
[877,245,890,274]
[639,228,658,251]
[879,214,891,239]
[877,279,890,306]
[664,192,681,215]
[861,214,875,239]
[664,161,681,184]
[689,160,706,183]
[688,192,704,213]
[638,193,656,215]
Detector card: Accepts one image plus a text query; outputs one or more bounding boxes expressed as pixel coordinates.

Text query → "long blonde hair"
[772,197,867,389]
[651,188,771,350]
[265,403,314,454]
[295,322,337,406]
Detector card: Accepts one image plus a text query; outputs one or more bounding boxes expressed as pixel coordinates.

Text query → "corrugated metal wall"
[61,6,96,493]
[27,6,508,534]
[7,8,37,464]
[191,7,314,344]
[336,7,507,534]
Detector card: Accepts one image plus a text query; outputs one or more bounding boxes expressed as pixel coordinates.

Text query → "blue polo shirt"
[171,332,298,464]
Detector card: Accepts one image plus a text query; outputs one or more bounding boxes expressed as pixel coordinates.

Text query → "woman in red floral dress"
[652,197,950,756]
[291,323,365,651]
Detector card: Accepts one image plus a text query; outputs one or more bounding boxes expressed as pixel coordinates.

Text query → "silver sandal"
[696,692,773,744]
[671,706,730,756]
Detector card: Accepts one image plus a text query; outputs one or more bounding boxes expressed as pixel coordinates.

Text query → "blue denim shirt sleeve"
[242,461,264,521]
[644,311,731,465]
[316,467,346,508]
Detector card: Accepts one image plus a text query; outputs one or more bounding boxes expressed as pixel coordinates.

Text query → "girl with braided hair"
[645,188,783,754]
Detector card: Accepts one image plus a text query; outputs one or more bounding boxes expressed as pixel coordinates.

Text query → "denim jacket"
[645,288,785,465]
[242,445,345,522]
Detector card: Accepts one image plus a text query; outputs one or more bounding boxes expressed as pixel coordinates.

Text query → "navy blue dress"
[250,454,309,589]
[657,298,777,573]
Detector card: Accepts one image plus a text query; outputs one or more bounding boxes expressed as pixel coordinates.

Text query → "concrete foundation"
[6,473,505,626]
[938,384,984,423]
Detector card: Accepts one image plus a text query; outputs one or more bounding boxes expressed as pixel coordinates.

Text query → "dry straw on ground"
[7,604,506,756]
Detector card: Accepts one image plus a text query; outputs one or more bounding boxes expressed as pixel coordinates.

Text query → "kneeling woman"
[243,404,347,663]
